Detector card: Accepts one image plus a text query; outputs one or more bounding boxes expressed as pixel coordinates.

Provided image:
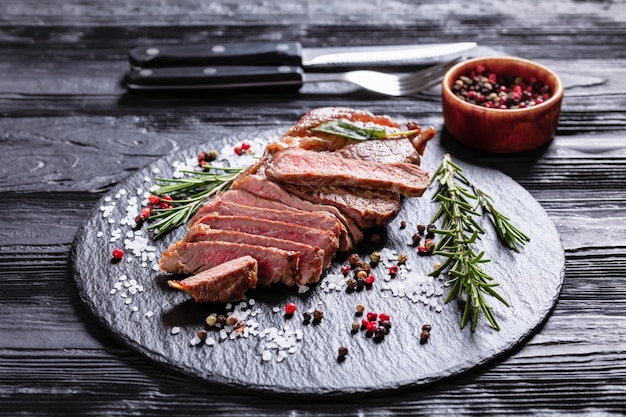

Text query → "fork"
[303,57,463,96]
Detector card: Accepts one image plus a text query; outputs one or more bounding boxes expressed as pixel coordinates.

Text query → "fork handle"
[125,65,304,91]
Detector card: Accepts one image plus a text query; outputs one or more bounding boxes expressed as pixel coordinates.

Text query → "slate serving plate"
[72,128,565,396]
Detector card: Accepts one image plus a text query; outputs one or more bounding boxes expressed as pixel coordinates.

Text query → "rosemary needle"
[146,165,245,240]
[429,154,527,331]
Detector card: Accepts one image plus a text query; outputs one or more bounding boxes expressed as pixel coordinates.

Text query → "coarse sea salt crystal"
[262,351,272,362]
[171,327,180,335]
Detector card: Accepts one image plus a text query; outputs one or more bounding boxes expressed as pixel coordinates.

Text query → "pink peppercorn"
[389,265,399,275]
[148,195,161,205]
[240,142,251,150]
[366,312,378,322]
[365,321,378,333]
[112,248,124,260]
[379,313,390,322]
[285,303,297,315]
[365,274,375,285]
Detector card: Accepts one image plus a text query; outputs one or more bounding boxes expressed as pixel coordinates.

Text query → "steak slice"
[265,147,430,197]
[185,225,325,285]
[231,174,363,246]
[281,183,401,229]
[160,241,298,286]
[334,138,421,164]
[189,199,343,252]
[167,255,258,303]
[191,214,338,267]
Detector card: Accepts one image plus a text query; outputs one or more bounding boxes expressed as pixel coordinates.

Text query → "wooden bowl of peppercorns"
[442,56,564,153]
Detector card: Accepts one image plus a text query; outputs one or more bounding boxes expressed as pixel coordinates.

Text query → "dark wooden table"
[2,0,626,415]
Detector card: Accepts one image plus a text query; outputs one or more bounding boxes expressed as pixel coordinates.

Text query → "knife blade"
[128,41,476,69]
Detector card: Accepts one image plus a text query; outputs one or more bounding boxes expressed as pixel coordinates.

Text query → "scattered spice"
[389,265,399,276]
[285,302,297,315]
[197,329,208,342]
[340,265,351,275]
[365,273,375,286]
[226,315,239,326]
[356,270,368,280]
[313,309,324,322]
[205,315,217,327]
[400,220,407,229]
[347,253,361,266]
[112,248,125,260]
[338,346,349,361]
[302,311,312,325]
[345,277,357,290]
[420,324,432,344]
[366,312,378,321]
[397,253,408,265]
[351,322,360,333]
[369,251,381,265]
[355,304,365,314]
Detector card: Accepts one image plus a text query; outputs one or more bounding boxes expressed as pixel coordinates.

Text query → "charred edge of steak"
[167,255,258,303]
[185,225,325,286]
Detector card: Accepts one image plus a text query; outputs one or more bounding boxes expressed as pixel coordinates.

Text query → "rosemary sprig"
[311,119,420,141]
[429,154,527,331]
[146,166,244,240]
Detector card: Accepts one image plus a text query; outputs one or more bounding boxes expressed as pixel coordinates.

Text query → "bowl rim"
[442,56,564,114]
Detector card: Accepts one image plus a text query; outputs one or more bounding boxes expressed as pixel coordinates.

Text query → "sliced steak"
[231,174,363,246]
[189,199,343,252]
[218,190,352,252]
[265,147,430,197]
[167,256,258,303]
[160,241,299,286]
[334,138,421,164]
[280,183,401,229]
[191,214,338,267]
[185,225,325,285]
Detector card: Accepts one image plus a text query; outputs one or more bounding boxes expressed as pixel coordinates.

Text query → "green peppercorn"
[205,315,217,327]
[397,253,408,265]
[370,251,381,265]
[351,322,360,333]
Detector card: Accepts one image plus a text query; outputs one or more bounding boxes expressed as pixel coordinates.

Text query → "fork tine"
[397,57,463,95]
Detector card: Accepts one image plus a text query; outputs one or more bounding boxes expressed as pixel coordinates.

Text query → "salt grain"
[171,327,180,335]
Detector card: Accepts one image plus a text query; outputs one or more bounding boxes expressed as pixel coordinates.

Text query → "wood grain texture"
[1,0,626,415]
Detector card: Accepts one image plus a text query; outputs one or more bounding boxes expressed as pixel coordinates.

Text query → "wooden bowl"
[441,56,564,153]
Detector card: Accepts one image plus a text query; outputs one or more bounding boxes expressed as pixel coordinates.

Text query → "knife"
[128,41,477,69]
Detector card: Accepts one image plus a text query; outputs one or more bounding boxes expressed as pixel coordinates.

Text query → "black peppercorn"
[302,312,312,324]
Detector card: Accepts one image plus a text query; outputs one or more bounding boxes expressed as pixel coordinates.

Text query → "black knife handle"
[125,65,304,91]
[128,42,303,68]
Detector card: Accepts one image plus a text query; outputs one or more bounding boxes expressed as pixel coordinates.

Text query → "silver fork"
[303,56,463,96]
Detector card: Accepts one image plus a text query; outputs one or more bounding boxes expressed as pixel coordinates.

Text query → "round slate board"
[72,128,565,396]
